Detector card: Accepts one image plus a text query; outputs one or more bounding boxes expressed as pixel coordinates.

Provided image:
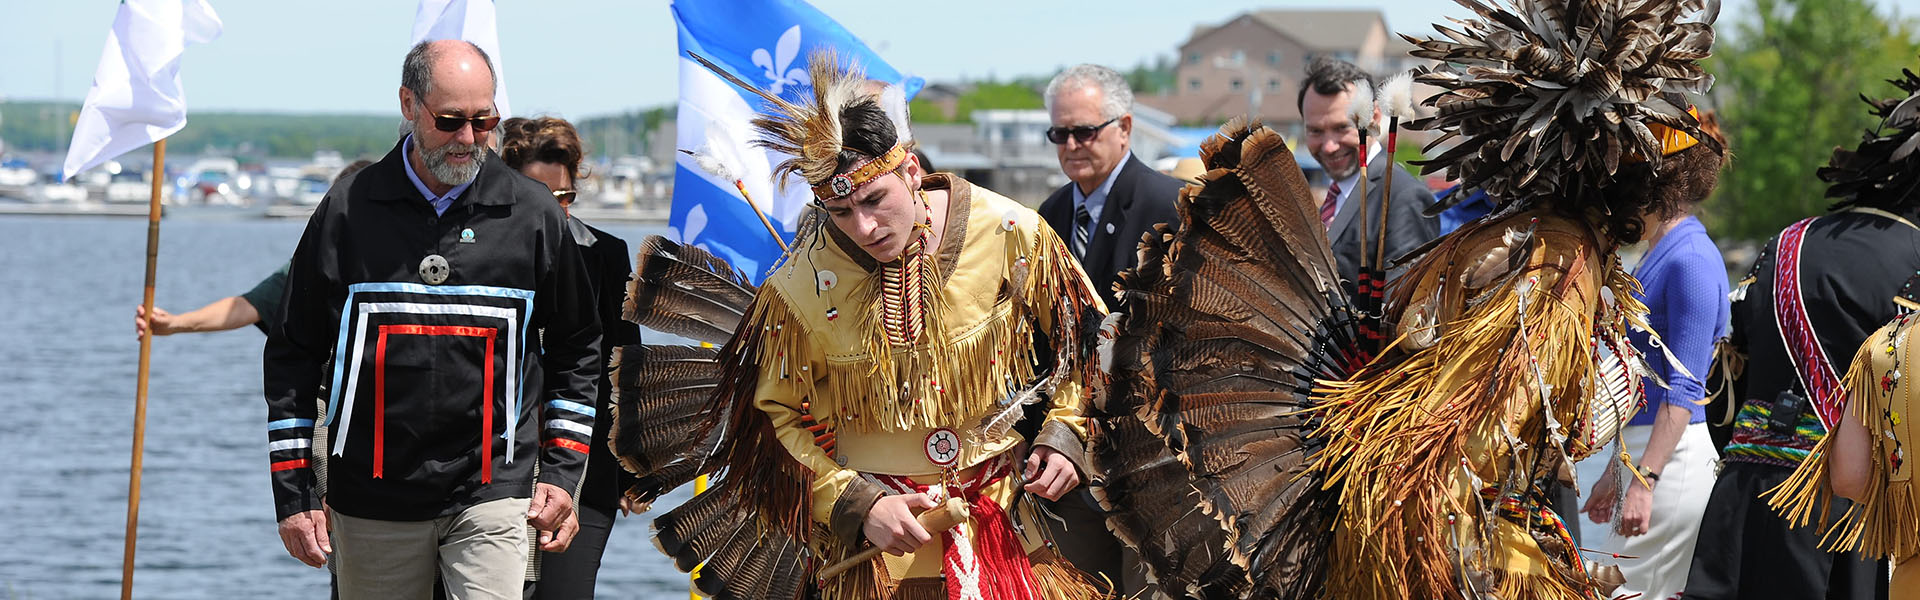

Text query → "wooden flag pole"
[120,138,165,600]
[734,180,788,252]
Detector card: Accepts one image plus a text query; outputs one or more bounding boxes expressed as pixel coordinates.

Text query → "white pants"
[1575,422,1717,600]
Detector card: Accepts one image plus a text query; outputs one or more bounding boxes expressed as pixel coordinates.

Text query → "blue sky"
[2,0,1916,119]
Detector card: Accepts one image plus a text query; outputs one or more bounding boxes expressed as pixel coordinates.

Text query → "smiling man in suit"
[1300,57,1438,282]
[1037,63,1180,596]
[1040,64,1183,305]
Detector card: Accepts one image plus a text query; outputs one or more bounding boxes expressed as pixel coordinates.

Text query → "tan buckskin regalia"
[606,52,1107,600]
[1773,313,1920,599]
[1084,1,1726,598]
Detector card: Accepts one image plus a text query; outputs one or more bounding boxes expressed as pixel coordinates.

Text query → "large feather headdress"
[1820,63,1920,211]
[1406,0,1723,214]
[688,49,913,201]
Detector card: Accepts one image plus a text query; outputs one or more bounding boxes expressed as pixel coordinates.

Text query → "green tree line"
[1,102,405,158]
[1706,0,1920,240]
[4,55,1173,163]
[908,55,1177,123]
[0,101,675,161]
[24,8,1902,242]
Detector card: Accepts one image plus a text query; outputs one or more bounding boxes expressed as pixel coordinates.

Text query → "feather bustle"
[1093,121,1352,598]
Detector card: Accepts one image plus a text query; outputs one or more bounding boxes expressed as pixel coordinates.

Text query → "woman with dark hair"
[499,115,640,599]
[1579,120,1731,600]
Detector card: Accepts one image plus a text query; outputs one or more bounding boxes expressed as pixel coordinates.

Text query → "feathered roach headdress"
[688,50,914,207]
[1820,63,1920,211]
[1405,0,1723,221]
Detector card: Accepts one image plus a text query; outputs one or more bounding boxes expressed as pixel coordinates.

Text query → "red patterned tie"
[1321,180,1341,229]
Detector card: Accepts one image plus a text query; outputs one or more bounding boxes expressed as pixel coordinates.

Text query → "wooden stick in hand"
[816,497,968,581]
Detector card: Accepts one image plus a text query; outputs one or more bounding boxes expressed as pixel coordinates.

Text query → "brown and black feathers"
[622,235,757,345]
[606,343,726,508]
[610,233,827,598]
[1408,0,1722,216]
[1090,119,1359,598]
[610,235,758,506]
[1820,63,1920,210]
[652,476,811,600]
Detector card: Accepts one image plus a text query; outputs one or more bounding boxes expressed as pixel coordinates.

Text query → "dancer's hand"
[1581,476,1619,524]
[1023,446,1080,501]
[863,493,937,556]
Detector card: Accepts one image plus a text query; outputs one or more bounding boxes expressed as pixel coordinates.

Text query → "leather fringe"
[712,297,820,542]
[747,219,1098,436]
[1311,211,1629,599]
[817,525,891,600]
[1766,326,1920,562]
[1028,551,1108,600]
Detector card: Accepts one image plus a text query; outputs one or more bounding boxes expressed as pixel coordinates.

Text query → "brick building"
[1140,9,1431,134]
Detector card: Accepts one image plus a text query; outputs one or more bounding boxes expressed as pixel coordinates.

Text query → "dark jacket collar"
[1097,153,1153,222]
[365,137,518,208]
[565,215,599,246]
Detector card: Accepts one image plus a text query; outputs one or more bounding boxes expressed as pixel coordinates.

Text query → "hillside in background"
[1,101,400,159]
[0,100,675,161]
[1,57,1174,161]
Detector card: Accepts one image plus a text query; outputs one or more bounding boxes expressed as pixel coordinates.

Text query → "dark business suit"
[1036,152,1181,594]
[1038,154,1184,305]
[1325,154,1440,283]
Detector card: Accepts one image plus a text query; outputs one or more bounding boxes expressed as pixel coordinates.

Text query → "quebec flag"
[670,0,923,282]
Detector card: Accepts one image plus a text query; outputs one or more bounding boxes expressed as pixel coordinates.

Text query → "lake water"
[0,215,695,599]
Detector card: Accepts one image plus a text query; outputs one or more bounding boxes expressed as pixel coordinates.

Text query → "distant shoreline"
[0,202,671,224]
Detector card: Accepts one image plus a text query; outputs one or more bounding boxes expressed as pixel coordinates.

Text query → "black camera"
[1768,388,1808,436]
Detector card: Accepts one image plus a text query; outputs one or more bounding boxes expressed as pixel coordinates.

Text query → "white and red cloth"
[864,455,1041,600]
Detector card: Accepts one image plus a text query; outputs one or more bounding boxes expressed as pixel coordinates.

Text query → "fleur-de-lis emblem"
[751,25,810,95]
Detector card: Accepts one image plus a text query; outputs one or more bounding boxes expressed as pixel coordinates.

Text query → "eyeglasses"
[1045,117,1119,145]
[551,189,578,205]
[432,113,502,133]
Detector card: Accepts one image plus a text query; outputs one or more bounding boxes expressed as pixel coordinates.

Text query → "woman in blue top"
[1580,155,1730,599]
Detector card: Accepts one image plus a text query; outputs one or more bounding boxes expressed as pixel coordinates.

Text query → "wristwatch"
[1635,465,1661,486]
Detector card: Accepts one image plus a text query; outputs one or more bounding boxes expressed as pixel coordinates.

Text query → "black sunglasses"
[551,189,578,204]
[432,113,502,133]
[1045,117,1119,145]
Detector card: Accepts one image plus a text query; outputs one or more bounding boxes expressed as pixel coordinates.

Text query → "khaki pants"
[330,497,531,600]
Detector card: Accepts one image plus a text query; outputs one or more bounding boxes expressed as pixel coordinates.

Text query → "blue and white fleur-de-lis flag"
[670,0,923,282]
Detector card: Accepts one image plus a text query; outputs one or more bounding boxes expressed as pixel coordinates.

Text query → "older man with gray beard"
[263,39,601,599]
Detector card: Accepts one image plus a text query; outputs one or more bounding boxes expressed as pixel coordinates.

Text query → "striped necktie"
[1321,180,1342,229]
[1072,202,1092,259]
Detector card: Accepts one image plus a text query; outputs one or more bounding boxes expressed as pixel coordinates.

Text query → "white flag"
[411,0,510,118]
[62,0,223,181]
